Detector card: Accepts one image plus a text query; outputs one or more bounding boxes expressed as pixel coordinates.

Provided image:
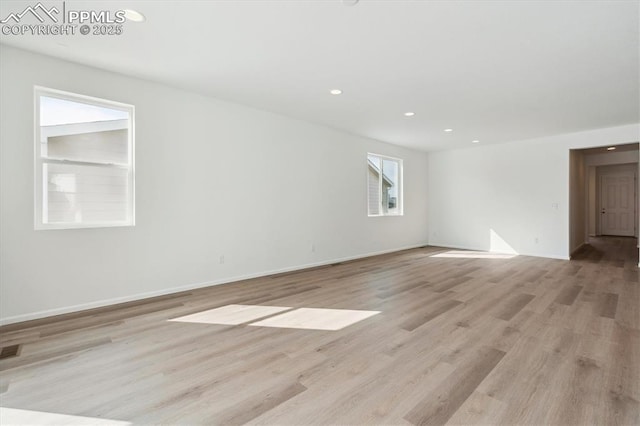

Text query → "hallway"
[572,237,639,271]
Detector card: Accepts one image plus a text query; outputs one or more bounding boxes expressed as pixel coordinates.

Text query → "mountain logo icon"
[1,2,60,24]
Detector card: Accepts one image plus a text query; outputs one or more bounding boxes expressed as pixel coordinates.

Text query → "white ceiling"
[1,0,638,151]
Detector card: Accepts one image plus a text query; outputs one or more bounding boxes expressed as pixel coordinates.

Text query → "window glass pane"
[40,96,129,164]
[382,159,399,214]
[40,96,128,126]
[367,154,381,170]
[44,163,130,224]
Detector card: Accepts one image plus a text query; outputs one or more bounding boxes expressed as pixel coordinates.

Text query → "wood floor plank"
[431,275,473,293]
[446,390,507,425]
[554,284,583,305]
[403,346,506,426]
[309,348,455,425]
[600,292,619,319]
[376,280,431,299]
[400,299,463,332]
[212,381,307,425]
[0,337,112,372]
[494,293,535,321]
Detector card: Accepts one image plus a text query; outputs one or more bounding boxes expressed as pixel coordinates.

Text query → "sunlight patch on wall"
[490,229,518,255]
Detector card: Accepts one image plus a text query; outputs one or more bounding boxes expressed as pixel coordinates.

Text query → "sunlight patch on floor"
[169,304,291,325]
[431,250,518,259]
[0,407,132,425]
[249,307,380,331]
[169,305,380,331]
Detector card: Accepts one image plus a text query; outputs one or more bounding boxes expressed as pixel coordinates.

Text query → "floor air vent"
[0,344,20,359]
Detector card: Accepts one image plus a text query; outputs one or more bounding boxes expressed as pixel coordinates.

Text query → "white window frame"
[34,86,135,230]
[367,153,403,217]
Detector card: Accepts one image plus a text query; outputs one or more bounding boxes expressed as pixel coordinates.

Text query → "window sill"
[35,222,135,231]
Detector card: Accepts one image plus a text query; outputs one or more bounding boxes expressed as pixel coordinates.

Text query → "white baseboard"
[0,243,428,326]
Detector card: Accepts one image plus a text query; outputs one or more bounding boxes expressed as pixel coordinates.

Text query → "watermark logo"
[1,1,137,36]
[1,2,59,23]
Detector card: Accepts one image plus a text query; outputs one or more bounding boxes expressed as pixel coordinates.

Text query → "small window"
[367,153,402,216]
[34,87,135,229]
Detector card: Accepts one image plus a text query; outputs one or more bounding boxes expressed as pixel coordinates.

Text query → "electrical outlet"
[219,255,225,264]
[534,237,539,244]
[310,244,315,252]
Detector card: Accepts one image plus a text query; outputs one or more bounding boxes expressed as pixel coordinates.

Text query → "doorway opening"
[569,142,639,266]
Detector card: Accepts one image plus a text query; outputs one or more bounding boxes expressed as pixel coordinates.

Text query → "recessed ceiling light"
[472,140,480,144]
[444,128,453,132]
[123,9,145,22]
[404,112,415,117]
[607,147,616,151]
[330,89,342,95]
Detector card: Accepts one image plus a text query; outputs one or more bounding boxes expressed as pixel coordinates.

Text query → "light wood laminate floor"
[1,237,639,425]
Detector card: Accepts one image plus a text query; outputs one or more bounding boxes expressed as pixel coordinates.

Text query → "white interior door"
[600,171,636,236]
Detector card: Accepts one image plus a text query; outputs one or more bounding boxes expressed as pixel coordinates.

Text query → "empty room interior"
[1,1,639,425]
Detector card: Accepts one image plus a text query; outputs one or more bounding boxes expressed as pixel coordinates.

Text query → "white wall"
[428,124,640,259]
[0,46,429,324]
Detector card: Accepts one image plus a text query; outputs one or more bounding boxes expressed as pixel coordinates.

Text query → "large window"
[34,87,135,229]
[367,153,402,216]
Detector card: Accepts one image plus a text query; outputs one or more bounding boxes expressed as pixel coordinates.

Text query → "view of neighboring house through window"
[367,153,402,216]
[35,87,135,229]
